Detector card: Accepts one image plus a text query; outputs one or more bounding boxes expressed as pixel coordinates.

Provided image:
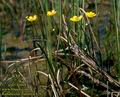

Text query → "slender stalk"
[56,0,62,51]
[80,8,101,52]
[0,23,2,62]
[112,0,120,79]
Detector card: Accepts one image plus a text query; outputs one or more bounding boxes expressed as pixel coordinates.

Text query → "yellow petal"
[70,15,83,22]
[85,11,96,18]
[47,10,56,16]
[26,15,38,22]
[32,15,37,20]
[78,16,83,20]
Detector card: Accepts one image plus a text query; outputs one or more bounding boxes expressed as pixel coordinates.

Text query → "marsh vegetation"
[0,0,120,96]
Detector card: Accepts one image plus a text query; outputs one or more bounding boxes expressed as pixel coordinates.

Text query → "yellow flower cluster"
[26,10,56,22]
[70,11,96,22]
[26,15,38,22]
[25,9,96,23]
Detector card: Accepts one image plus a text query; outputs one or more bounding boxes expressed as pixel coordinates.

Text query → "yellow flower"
[70,15,83,22]
[26,15,38,22]
[47,10,56,16]
[85,11,96,18]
